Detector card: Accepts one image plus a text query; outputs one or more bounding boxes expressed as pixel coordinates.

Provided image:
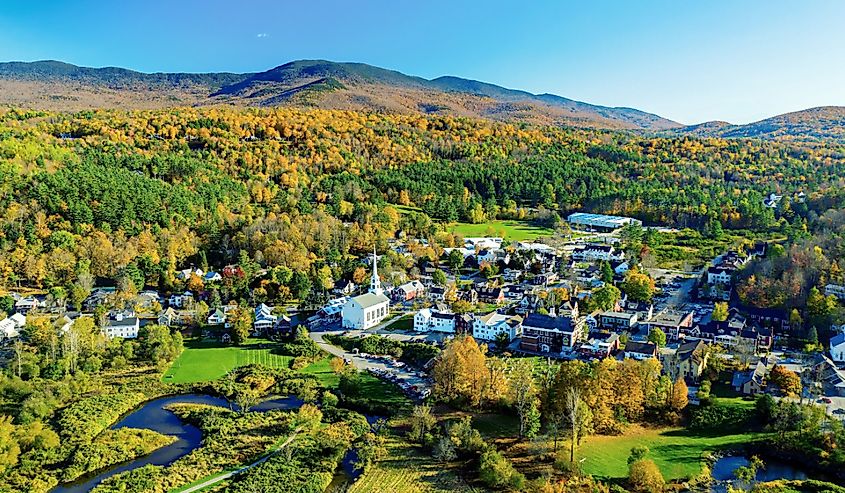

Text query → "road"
[177,427,301,493]
[308,322,430,396]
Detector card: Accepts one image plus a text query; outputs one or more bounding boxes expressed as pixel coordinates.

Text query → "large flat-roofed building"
[567,213,642,232]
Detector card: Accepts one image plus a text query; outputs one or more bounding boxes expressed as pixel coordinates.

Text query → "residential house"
[571,244,624,262]
[414,308,456,333]
[611,260,630,275]
[158,307,179,327]
[177,267,204,280]
[270,315,295,338]
[333,279,357,296]
[520,312,585,355]
[578,331,620,359]
[665,340,709,382]
[477,287,504,305]
[732,360,768,395]
[831,333,845,363]
[624,341,657,360]
[14,296,40,314]
[103,311,140,339]
[472,311,523,342]
[826,284,845,301]
[428,286,446,302]
[254,304,277,333]
[458,288,478,304]
[707,266,733,285]
[169,291,194,309]
[204,271,222,283]
[620,299,653,322]
[503,269,523,282]
[392,280,425,302]
[207,307,229,327]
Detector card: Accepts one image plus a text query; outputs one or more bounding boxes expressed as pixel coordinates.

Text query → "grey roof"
[625,341,656,355]
[524,313,574,332]
[350,292,390,309]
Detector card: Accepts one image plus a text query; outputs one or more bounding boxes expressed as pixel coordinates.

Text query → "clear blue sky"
[1,0,843,124]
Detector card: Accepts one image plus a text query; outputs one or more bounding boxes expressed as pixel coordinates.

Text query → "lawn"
[384,313,414,331]
[162,339,293,383]
[349,438,483,493]
[578,424,767,480]
[448,220,554,242]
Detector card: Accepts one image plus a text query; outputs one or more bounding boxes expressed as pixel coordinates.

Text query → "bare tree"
[564,387,583,463]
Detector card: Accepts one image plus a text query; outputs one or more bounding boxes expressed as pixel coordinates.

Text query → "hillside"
[0,59,678,130]
[675,106,845,142]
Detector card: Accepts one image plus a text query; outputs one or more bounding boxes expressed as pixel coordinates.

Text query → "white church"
[341,248,391,330]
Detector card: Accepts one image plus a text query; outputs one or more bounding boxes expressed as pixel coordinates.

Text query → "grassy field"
[162,339,294,383]
[579,424,767,480]
[448,220,554,242]
[349,438,482,493]
[384,313,414,331]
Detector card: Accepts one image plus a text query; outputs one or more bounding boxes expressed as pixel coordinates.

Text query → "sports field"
[162,339,293,383]
[448,220,554,242]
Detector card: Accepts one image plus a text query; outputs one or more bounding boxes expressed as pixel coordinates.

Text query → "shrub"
[479,448,524,490]
[628,459,665,493]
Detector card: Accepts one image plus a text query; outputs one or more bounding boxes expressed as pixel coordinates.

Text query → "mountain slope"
[0,59,679,130]
[675,107,845,142]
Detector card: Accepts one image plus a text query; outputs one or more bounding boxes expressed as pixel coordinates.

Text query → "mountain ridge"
[2,59,844,141]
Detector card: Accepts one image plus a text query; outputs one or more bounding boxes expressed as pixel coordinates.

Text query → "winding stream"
[51,394,304,493]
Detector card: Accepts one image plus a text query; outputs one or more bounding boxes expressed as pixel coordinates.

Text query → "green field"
[579,424,767,480]
[162,339,294,383]
[448,220,554,242]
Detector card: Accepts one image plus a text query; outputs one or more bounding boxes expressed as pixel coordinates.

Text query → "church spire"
[369,245,383,296]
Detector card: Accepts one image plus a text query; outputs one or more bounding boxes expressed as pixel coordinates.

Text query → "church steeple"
[369,245,383,296]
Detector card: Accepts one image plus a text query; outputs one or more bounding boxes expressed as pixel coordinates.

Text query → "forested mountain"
[673,106,845,143]
[0,59,678,129]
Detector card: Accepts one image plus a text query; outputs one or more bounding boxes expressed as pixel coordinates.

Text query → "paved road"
[177,427,301,493]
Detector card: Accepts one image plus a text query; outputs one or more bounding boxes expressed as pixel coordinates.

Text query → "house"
[103,311,140,339]
[428,286,446,302]
[624,341,657,360]
[414,308,456,333]
[203,271,222,283]
[342,251,391,330]
[83,288,115,311]
[472,311,523,342]
[503,269,523,282]
[207,307,230,327]
[0,317,21,342]
[158,307,179,327]
[169,291,194,309]
[645,310,694,340]
[392,280,425,302]
[732,361,768,395]
[14,296,40,314]
[458,288,478,304]
[611,260,630,275]
[269,315,295,338]
[333,279,357,296]
[599,311,638,331]
[477,287,504,305]
[666,340,709,382]
[571,244,624,262]
[826,284,845,301]
[578,331,620,359]
[707,267,733,285]
[831,333,845,363]
[254,303,278,333]
[520,312,585,355]
[177,267,204,280]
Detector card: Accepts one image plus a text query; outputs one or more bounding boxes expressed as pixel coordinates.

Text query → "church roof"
[351,292,389,309]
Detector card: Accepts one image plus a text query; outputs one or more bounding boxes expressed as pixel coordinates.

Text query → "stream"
[51,393,304,493]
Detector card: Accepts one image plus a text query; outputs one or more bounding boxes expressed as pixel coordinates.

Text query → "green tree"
[712,302,729,322]
[622,269,656,302]
[230,306,253,345]
[647,328,667,348]
[432,269,447,287]
[591,284,621,311]
[628,459,665,493]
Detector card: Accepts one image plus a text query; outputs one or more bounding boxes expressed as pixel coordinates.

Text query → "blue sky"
[1,0,843,124]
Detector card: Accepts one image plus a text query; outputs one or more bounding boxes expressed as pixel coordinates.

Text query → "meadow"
[578,424,767,480]
[448,220,554,242]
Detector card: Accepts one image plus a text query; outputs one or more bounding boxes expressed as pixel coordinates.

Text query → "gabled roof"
[831,332,845,347]
[350,292,390,309]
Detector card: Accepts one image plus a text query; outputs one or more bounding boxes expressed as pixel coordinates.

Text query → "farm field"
[578,424,768,480]
[349,439,482,493]
[448,220,554,242]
